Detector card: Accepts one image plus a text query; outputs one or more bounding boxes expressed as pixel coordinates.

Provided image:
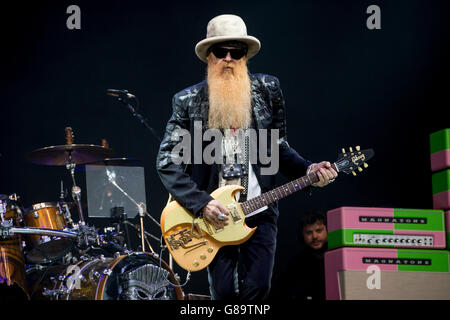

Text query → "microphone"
[106,89,135,99]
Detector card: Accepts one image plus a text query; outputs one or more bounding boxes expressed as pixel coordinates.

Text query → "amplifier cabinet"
[430,128,450,172]
[327,207,446,249]
[325,247,450,300]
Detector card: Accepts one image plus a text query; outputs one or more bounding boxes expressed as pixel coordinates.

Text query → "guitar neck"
[240,163,337,216]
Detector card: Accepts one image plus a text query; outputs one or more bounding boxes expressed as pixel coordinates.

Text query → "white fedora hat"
[195,14,261,63]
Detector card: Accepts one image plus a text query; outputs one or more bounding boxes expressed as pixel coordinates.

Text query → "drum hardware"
[105,167,158,253]
[103,268,112,276]
[0,194,23,224]
[0,219,13,237]
[57,202,74,228]
[0,225,78,239]
[67,156,85,225]
[111,206,132,250]
[42,288,65,298]
[58,180,74,227]
[60,252,77,265]
[8,193,20,202]
[28,263,63,299]
[73,224,101,250]
[1,224,78,268]
[97,226,128,255]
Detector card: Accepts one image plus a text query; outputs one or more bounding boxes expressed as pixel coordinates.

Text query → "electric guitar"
[160,146,374,271]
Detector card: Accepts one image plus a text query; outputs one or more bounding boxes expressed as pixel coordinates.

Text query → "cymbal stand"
[65,152,85,225]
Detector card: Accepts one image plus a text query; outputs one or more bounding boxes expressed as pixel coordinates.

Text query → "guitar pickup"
[227,203,242,223]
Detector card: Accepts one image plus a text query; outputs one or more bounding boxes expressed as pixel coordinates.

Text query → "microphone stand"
[107,90,162,254]
[115,94,161,143]
[105,168,156,253]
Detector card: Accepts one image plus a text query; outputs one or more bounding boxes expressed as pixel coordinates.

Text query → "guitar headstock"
[334,146,374,176]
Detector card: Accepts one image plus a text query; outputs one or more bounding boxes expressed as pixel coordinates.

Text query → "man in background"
[272,211,328,300]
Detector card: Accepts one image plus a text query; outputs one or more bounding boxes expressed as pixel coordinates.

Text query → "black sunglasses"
[211,47,247,60]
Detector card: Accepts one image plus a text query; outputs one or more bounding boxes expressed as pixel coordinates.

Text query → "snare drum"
[0,195,29,300]
[23,202,74,264]
[29,252,184,300]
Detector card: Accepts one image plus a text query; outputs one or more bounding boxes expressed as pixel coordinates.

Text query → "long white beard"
[207,61,252,130]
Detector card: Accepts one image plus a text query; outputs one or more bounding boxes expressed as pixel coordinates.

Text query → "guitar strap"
[239,132,250,201]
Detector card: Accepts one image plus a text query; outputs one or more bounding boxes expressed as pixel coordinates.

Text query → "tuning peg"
[352,171,357,176]
[349,147,353,152]
[356,146,361,151]
[341,148,346,154]
[363,163,368,168]
[358,167,363,172]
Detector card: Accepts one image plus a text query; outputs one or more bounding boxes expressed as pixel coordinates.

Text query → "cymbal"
[27,144,114,166]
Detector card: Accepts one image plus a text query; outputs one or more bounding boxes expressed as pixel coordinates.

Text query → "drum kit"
[0,128,184,301]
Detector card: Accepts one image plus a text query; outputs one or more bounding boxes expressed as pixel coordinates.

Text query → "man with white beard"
[156,14,337,300]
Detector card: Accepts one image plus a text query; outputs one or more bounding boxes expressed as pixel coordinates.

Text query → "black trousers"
[207,209,278,300]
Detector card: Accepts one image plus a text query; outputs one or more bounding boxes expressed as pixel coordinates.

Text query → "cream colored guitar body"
[160,185,256,272]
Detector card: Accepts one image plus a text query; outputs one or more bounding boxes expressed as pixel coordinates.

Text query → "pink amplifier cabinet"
[432,169,450,210]
[447,210,450,249]
[325,247,450,300]
[327,207,446,249]
[430,128,450,172]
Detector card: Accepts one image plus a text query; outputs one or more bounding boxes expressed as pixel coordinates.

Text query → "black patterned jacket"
[156,73,312,217]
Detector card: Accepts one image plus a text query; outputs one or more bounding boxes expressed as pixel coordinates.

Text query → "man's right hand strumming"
[201,199,230,229]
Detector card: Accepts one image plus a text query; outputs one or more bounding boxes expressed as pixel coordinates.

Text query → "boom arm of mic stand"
[117,97,161,143]
[106,172,158,253]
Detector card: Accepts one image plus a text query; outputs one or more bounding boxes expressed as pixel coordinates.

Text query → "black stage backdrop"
[0,0,449,298]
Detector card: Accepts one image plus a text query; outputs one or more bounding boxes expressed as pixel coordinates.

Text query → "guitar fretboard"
[240,164,337,215]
